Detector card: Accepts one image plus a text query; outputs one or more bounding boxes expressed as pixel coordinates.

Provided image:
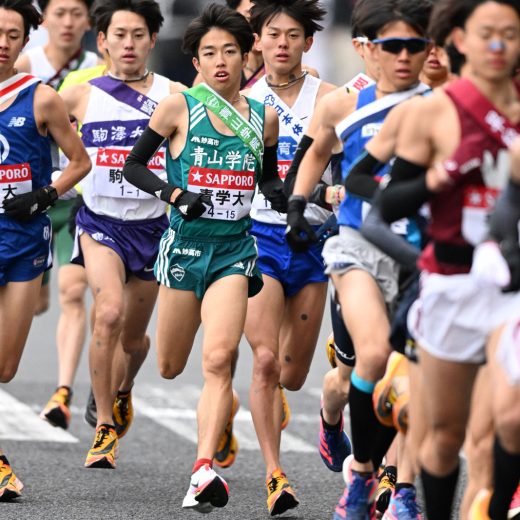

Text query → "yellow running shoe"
[375,465,396,515]
[266,468,299,516]
[40,386,72,430]
[214,389,240,469]
[113,390,133,439]
[373,352,409,428]
[0,457,23,501]
[469,488,492,519]
[326,333,337,369]
[280,385,291,431]
[85,424,118,469]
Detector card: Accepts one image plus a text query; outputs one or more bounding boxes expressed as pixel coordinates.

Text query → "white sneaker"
[182,464,229,513]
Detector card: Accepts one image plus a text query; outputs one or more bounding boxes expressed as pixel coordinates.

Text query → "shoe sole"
[41,406,70,430]
[85,456,115,469]
[269,490,299,516]
[196,476,228,508]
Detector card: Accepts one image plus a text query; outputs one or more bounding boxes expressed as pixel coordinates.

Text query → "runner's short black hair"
[182,3,254,58]
[428,0,520,47]
[92,0,164,36]
[0,0,42,38]
[249,0,326,38]
[37,0,94,13]
[351,0,434,40]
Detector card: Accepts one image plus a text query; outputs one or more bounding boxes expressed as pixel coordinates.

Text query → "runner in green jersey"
[122,4,285,513]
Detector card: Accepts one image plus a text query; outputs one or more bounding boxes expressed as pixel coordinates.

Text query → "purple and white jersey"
[80,74,170,220]
[248,74,331,226]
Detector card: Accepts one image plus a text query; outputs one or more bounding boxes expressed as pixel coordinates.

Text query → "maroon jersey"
[419,78,520,275]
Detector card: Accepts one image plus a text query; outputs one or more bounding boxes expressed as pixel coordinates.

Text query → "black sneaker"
[84,388,97,428]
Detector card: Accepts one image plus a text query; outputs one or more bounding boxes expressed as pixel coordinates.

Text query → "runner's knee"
[253,347,281,383]
[94,298,123,332]
[203,347,234,378]
[281,367,308,391]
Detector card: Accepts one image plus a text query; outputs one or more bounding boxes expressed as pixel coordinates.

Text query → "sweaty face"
[101,11,155,76]
[43,0,90,52]
[255,12,311,76]
[0,8,26,73]
[370,21,429,91]
[455,1,520,82]
[193,28,246,91]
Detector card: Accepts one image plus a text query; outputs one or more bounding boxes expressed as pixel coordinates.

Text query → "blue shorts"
[73,206,168,281]
[0,214,52,286]
[251,220,327,297]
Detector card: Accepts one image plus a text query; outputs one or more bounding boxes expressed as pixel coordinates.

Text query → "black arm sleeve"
[283,135,314,197]
[344,151,385,200]
[378,157,432,223]
[489,179,520,242]
[361,194,420,270]
[123,127,174,203]
[258,143,279,186]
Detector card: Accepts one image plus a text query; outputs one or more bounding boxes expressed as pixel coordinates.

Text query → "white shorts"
[322,226,399,306]
[496,315,520,385]
[408,272,520,364]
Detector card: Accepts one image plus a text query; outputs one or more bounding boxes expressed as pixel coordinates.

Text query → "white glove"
[470,241,511,288]
[51,170,78,201]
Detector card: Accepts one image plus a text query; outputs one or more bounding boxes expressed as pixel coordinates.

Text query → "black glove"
[500,238,520,293]
[285,195,317,252]
[260,178,288,213]
[172,189,213,221]
[3,185,58,222]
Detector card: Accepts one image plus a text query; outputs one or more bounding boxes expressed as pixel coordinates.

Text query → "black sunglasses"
[372,37,431,55]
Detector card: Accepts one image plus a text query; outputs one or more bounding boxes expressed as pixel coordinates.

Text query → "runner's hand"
[285,195,317,252]
[172,189,213,221]
[3,185,58,222]
[260,178,288,213]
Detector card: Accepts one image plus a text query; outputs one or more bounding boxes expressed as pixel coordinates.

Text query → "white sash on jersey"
[335,82,430,141]
[262,88,308,143]
[0,73,40,106]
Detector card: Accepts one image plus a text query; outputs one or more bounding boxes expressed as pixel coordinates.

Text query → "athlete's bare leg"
[34,282,50,316]
[418,347,479,476]
[81,234,126,426]
[460,363,494,519]
[279,281,327,391]
[196,275,248,459]
[56,264,88,387]
[0,276,43,382]
[245,275,285,475]
[406,360,426,475]
[322,363,353,426]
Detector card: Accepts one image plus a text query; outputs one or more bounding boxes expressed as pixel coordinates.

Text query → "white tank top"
[24,46,98,84]
[80,73,170,220]
[248,74,331,226]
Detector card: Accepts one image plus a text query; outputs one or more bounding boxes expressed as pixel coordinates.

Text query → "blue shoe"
[319,410,352,472]
[383,487,422,520]
[333,457,377,520]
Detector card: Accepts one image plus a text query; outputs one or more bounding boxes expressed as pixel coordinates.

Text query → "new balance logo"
[8,117,26,127]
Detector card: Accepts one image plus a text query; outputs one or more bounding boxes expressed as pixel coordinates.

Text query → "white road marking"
[0,389,78,443]
[133,386,316,453]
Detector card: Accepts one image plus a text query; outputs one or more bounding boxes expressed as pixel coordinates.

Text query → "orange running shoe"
[40,386,72,429]
[214,389,240,469]
[266,468,299,516]
[469,489,492,519]
[0,457,23,501]
[326,333,337,369]
[84,424,118,469]
[373,352,409,429]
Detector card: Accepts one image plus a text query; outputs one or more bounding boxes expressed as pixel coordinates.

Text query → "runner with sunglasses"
[286,1,433,517]
[371,1,520,518]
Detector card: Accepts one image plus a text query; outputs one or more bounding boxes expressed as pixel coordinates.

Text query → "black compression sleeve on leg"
[420,465,460,520]
[284,135,314,197]
[348,384,379,465]
[488,437,520,519]
[330,295,355,366]
[371,423,397,470]
[123,127,174,203]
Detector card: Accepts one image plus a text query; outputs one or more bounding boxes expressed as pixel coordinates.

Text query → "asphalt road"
[1,278,465,519]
